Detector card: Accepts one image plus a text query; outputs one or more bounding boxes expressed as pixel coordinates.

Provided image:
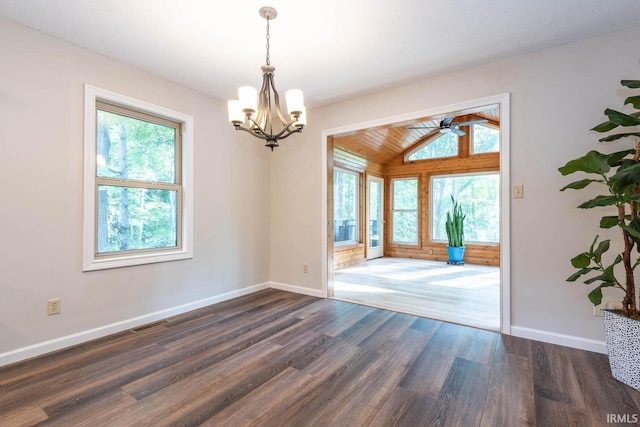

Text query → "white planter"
[603,309,640,391]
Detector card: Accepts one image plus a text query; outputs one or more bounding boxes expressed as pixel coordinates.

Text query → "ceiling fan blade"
[452,118,488,127]
[451,128,466,136]
[409,125,439,130]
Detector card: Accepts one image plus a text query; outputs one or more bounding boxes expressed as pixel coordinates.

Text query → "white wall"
[3,15,638,364]
[0,18,271,365]
[270,25,640,351]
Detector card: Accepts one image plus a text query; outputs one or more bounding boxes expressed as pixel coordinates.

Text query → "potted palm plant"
[445,195,466,264]
[559,79,640,391]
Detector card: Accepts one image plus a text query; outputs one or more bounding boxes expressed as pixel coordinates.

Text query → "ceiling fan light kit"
[228,6,306,150]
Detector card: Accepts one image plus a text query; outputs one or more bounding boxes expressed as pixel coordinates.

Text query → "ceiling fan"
[410,117,488,136]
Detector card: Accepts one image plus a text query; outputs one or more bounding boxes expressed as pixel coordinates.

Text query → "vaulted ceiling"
[333,105,500,165]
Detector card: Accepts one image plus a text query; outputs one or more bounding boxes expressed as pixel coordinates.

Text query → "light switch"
[513,184,524,199]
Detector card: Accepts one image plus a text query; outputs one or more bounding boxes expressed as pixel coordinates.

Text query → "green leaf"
[558,151,611,176]
[584,275,607,285]
[600,216,619,228]
[571,253,591,268]
[588,286,603,306]
[567,272,581,282]
[609,162,640,192]
[621,80,640,89]
[588,235,600,254]
[593,240,610,262]
[559,178,602,191]
[605,108,640,127]
[578,195,618,209]
[607,149,636,166]
[599,132,640,143]
[621,219,640,247]
[567,267,596,282]
[625,95,640,109]
[603,263,617,282]
[591,121,618,133]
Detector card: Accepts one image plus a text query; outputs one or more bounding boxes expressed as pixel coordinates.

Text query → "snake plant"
[445,195,465,247]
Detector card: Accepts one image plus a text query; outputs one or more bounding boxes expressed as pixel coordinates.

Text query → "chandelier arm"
[271,118,303,139]
[273,127,303,141]
[234,124,270,141]
[246,114,268,137]
[267,74,290,127]
[240,112,302,140]
[253,73,271,132]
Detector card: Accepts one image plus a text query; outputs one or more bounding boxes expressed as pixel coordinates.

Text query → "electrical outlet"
[303,264,309,273]
[593,303,605,317]
[48,298,61,315]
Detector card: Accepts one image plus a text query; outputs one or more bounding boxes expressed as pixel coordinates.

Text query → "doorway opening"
[323,94,510,333]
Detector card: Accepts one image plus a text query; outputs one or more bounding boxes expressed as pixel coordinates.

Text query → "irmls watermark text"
[607,413,638,424]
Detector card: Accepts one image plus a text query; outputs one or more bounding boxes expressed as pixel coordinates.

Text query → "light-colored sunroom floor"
[333,257,500,331]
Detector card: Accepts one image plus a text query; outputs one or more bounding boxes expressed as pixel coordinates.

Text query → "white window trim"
[83,84,194,271]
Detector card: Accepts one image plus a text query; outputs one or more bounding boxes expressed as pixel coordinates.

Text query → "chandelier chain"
[265,17,271,66]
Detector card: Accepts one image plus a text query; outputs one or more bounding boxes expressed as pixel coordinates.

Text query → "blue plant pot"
[447,246,465,263]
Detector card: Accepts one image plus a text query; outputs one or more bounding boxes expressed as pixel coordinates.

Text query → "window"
[431,172,499,244]
[472,124,499,154]
[406,132,458,161]
[83,85,193,271]
[391,178,418,244]
[334,168,359,245]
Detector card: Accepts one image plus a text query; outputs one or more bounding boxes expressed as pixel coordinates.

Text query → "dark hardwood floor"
[0,289,638,426]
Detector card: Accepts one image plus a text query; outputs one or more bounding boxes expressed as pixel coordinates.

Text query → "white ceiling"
[1,0,640,108]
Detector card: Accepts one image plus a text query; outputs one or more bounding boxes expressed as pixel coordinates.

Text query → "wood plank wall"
[333,146,385,270]
[334,244,366,270]
[384,130,500,266]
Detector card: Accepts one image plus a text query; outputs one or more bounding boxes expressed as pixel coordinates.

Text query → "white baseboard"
[0,283,270,367]
[1,283,609,367]
[510,326,607,354]
[269,281,325,298]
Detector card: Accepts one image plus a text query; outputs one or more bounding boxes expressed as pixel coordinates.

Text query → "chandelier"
[227,6,306,150]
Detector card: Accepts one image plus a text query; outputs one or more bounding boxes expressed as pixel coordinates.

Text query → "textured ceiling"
[1,1,640,108]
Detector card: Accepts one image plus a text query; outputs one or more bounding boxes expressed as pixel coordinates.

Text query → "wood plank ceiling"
[333,104,500,165]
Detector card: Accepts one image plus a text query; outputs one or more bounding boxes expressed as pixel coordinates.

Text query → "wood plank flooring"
[334,258,500,331]
[0,289,638,426]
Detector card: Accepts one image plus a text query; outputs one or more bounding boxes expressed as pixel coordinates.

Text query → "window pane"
[431,173,500,243]
[472,124,499,154]
[393,211,418,243]
[369,181,381,248]
[334,169,358,244]
[392,179,418,210]
[392,178,418,244]
[407,132,458,161]
[97,185,178,253]
[97,110,176,183]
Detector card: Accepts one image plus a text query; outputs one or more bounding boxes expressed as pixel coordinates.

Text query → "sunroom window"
[405,132,458,161]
